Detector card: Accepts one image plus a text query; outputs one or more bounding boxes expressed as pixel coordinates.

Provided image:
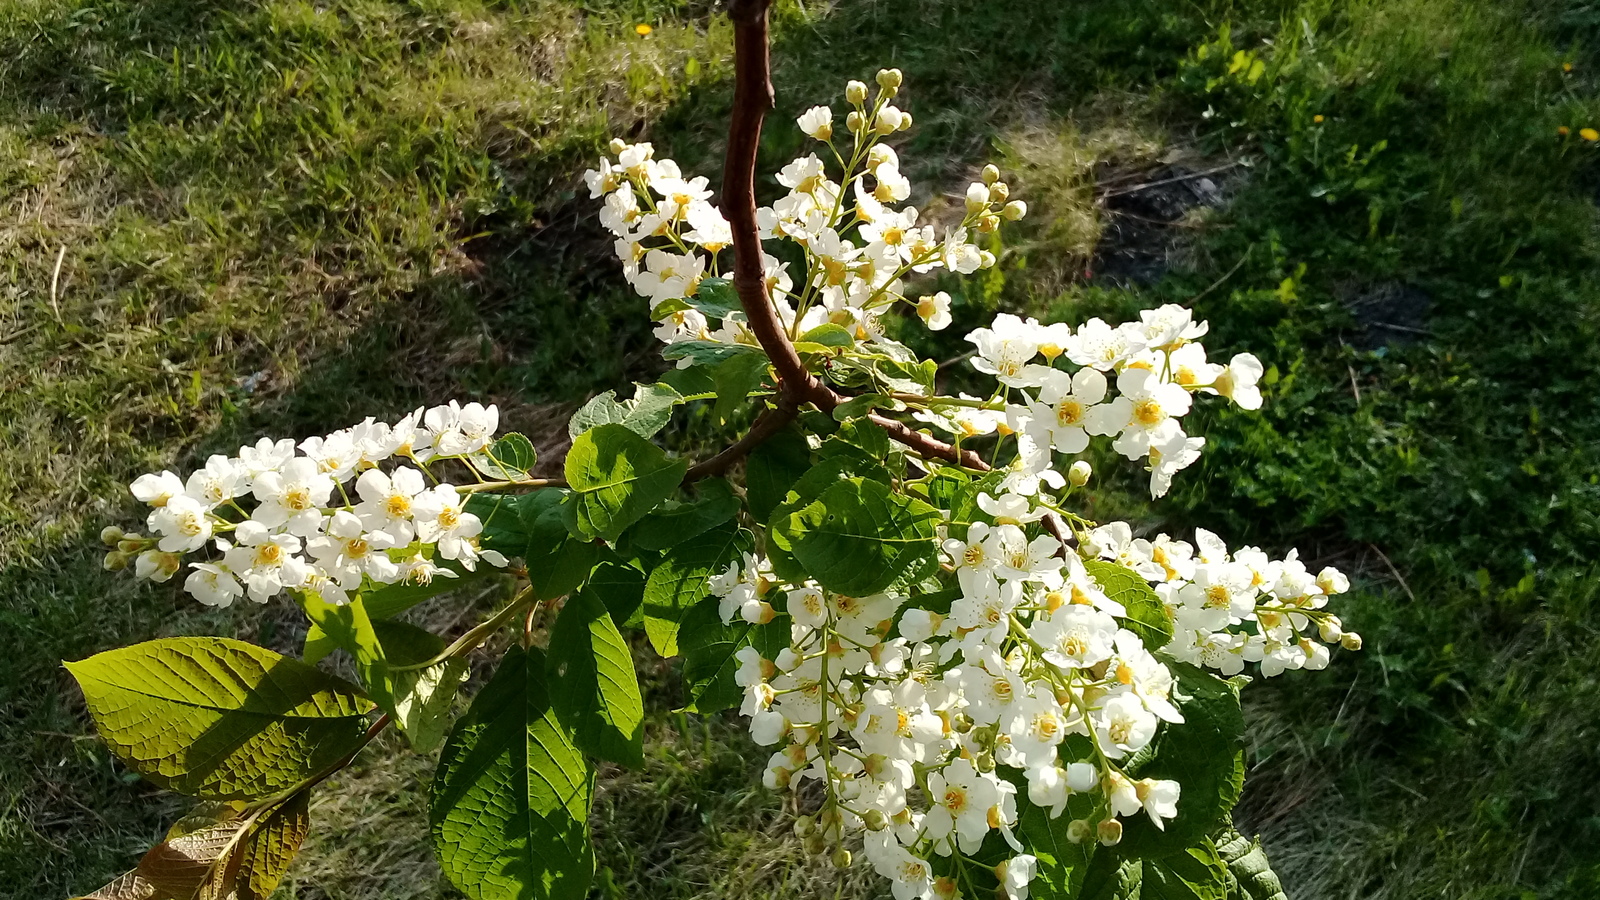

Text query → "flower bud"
[1341,632,1364,651]
[897,111,913,131]
[1066,819,1093,844]
[875,106,904,135]
[864,809,889,831]
[1097,819,1124,846]
[100,525,125,546]
[1318,616,1343,642]
[794,815,815,838]
[981,163,1001,185]
[933,877,961,900]
[846,110,864,133]
[988,181,1010,203]
[977,213,1001,233]
[831,847,853,869]
[846,80,869,104]
[608,137,627,155]
[1003,199,1028,220]
[974,750,996,773]
[101,551,130,572]
[1069,460,1093,486]
[876,67,903,91]
[979,250,997,268]
[118,536,146,553]
[965,182,990,213]
[804,832,828,856]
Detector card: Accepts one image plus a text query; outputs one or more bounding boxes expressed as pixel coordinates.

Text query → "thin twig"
[1368,542,1417,603]
[48,244,66,324]
[1097,161,1242,200]
[1189,246,1251,305]
[684,401,799,482]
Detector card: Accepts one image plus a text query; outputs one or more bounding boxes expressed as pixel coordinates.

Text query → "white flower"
[787,586,828,630]
[683,203,732,252]
[307,510,400,588]
[135,549,181,583]
[1137,778,1181,829]
[943,522,1001,598]
[1090,369,1194,460]
[924,757,1001,847]
[915,292,952,330]
[184,562,242,607]
[1139,304,1209,349]
[414,485,491,568]
[236,437,297,479]
[1066,317,1144,371]
[599,187,640,235]
[224,523,309,603]
[148,495,213,553]
[354,466,428,543]
[1094,692,1159,758]
[1168,342,1222,389]
[250,457,334,537]
[583,157,624,198]
[298,431,362,480]
[1025,366,1107,455]
[872,164,911,203]
[999,855,1039,900]
[399,552,458,586]
[633,249,706,306]
[797,105,833,140]
[1147,425,1205,498]
[131,471,185,507]
[1107,631,1184,724]
[1005,687,1068,768]
[967,314,1043,387]
[1209,352,1265,410]
[183,455,245,507]
[426,401,499,457]
[1034,604,1117,670]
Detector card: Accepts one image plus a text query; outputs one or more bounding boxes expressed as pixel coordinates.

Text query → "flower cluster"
[585,68,1018,353]
[714,501,1354,900]
[104,403,513,608]
[905,306,1264,500]
[1086,524,1361,677]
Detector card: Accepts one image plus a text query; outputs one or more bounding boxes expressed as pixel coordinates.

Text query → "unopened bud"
[1066,819,1093,844]
[846,80,869,104]
[117,537,145,553]
[608,137,627,155]
[1341,632,1364,651]
[988,182,1010,203]
[977,213,1001,233]
[974,750,995,773]
[979,250,997,268]
[981,163,1000,184]
[876,68,903,90]
[831,847,853,869]
[933,876,961,900]
[1069,460,1092,486]
[897,111,913,131]
[794,815,815,838]
[804,832,828,856]
[1097,819,1123,846]
[100,525,124,546]
[1318,616,1343,642]
[102,551,130,571]
[1003,199,1028,220]
[864,809,889,831]
[846,110,864,133]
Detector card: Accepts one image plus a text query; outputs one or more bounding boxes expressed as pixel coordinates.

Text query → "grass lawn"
[2,0,1599,897]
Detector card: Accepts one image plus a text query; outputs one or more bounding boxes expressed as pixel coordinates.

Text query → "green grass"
[3,0,1600,898]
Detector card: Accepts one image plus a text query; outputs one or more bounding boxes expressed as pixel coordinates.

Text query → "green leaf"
[1117,663,1246,857]
[568,383,684,440]
[475,432,537,479]
[1142,840,1228,900]
[641,521,748,657]
[780,477,942,596]
[546,589,645,768]
[359,562,488,619]
[563,424,688,542]
[629,478,740,551]
[795,322,855,348]
[432,646,594,900]
[661,340,763,367]
[1079,855,1143,900]
[831,392,894,422]
[1008,770,1096,898]
[686,276,742,319]
[372,620,470,754]
[712,350,772,424]
[1214,829,1288,900]
[677,599,789,714]
[1085,559,1173,650]
[584,559,647,626]
[300,591,383,667]
[511,489,604,600]
[65,637,372,800]
[745,425,811,523]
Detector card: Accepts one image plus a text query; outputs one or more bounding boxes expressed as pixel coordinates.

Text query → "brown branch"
[684,402,798,482]
[865,413,989,471]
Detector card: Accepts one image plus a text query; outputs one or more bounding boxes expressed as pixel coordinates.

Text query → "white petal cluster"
[115,403,512,607]
[1084,524,1359,677]
[583,70,1019,359]
[903,306,1264,499]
